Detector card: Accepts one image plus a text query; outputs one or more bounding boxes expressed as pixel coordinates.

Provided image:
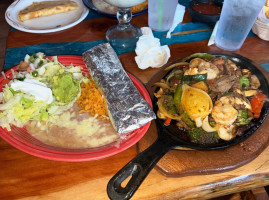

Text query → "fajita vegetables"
[154,53,267,144]
[0,53,119,148]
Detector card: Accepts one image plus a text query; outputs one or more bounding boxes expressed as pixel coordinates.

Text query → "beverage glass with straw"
[103,0,146,49]
[148,0,178,31]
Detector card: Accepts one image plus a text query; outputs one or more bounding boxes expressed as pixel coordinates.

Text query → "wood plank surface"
[1,135,269,200]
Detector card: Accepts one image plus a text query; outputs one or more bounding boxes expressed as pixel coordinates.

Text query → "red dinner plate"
[0,55,152,162]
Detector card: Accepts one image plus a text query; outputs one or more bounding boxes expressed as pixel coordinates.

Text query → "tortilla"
[18,0,78,22]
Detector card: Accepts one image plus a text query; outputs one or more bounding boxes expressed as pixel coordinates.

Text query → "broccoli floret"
[188,128,220,144]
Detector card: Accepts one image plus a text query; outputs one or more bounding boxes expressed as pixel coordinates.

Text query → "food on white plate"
[0,53,119,148]
[92,0,117,14]
[154,53,266,144]
[18,0,78,22]
[92,0,148,15]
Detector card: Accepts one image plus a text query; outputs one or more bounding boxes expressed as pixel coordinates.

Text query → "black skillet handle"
[107,133,177,200]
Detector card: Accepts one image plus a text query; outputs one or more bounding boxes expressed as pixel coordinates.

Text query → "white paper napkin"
[258,6,269,24]
[166,4,186,38]
[135,27,170,70]
[208,21,219,46]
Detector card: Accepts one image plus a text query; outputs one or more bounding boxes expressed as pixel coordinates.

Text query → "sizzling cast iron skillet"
[107,53,269,200]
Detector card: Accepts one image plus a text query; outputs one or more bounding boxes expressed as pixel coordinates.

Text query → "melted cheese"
[18,0,78,22]
[26,103,119,148]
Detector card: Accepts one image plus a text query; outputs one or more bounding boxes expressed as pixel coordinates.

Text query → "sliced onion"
[166,70,183,85]
[34,58,40,68]
[1,72,6,79]
[157,97,181,120]
[154,82,170,89]
[11,69,15,78]
[202,116,218,132]
[24,54,30,63]
[165,62,189,71]
[29,63,35,71]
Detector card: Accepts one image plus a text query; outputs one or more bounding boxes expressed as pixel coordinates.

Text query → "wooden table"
[1,7,269,200]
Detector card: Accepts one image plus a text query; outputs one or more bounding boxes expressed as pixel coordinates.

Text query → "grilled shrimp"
[185,58,219,80]
[211,96,238,140]
[218,125,236,141]
[219,96,235,105]
[212,96,238,126]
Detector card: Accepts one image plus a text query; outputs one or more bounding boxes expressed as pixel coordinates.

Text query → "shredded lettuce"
[43,63,61,77]
[0,90,53,130]
[20,97,33,108]
[3,86,14,102]
[0,53,87,130]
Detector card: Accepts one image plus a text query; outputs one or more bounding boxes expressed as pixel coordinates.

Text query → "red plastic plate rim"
[0,55,152,162]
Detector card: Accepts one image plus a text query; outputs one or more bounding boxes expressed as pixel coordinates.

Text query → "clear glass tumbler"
[215,0,266,51]
[148,0,178,32]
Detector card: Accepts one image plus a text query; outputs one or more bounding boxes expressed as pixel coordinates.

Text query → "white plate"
[5,0,89,33]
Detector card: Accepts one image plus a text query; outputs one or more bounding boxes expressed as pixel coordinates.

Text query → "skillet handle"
[107,136,175,200]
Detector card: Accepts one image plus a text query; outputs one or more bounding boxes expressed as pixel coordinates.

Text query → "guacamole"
[52,73,80,103]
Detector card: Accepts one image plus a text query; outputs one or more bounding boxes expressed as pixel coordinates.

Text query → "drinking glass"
[148,0,178,31]
[103,0,145,49]
[215,0,266,51]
